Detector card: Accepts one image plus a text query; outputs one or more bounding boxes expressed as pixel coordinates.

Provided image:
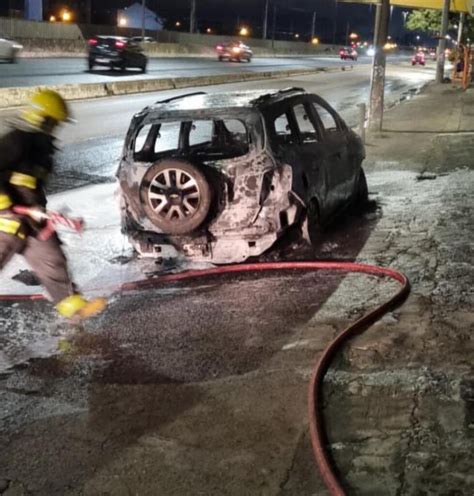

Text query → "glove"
[12,205,47,223]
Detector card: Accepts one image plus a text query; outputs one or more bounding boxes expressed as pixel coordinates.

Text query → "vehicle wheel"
[141,159,212,235]
[140,62,147,73]
[218,56,223,61]
[412,62,415,66]
[355,169,369,205]
[301,198,322,247]
[88,59,94,71]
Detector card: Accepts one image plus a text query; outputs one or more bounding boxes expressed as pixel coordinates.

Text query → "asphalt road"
[1,54,394,88]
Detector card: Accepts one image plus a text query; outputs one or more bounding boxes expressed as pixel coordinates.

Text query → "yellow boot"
[56,294,107,321]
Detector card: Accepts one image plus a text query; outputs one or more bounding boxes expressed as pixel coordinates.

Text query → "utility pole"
[190,0,197,34]
[435,0,450,83]
[311,11,316,40]
[457,12,465,45]
[85,0,92,24]
[263,0,269,39]
[345,21,349,45]
[368,0,390,131]
[332,0,338,44]
[141,0,146,39]
[271,3,277,49]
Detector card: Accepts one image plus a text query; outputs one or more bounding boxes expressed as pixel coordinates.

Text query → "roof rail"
[277,87,305,94]
[250,87,306,105]
[155,91,207,105]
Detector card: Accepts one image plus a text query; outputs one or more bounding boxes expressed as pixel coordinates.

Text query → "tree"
[406,9,442,33]
[406,9,474,42]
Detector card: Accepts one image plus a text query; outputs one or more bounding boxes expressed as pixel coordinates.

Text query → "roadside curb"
[0,66,342,108]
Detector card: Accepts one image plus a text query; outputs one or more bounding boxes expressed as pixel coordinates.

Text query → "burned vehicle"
[117,88,367,264]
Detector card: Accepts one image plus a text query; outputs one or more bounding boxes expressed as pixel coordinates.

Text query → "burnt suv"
[117,88,367,264]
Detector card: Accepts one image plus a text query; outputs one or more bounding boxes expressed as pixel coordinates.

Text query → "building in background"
[117,2,164,31]
[25,0,43,21]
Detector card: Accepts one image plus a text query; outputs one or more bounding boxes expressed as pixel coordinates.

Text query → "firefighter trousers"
[0,230,76,304]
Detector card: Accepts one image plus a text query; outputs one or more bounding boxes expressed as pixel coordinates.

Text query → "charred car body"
[117,89,367,264]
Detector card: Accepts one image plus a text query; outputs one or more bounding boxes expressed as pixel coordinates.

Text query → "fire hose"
[0,212,410,495]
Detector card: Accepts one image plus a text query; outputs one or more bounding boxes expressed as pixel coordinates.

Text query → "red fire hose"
[0,260,409,495]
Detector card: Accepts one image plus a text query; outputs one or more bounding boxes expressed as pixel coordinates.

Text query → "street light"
[61,10,72,22]
[294,33,300,39]
[118,17,127,27]
[239,26,249,36]
[175,21,181,28]
[206,28,212,34]
[349,32,358,40]
[311,37,319,45]
[49,15,56,22]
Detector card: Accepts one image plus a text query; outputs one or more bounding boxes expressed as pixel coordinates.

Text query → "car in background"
[216,41,253,62]
[339,47,358,61]
[0,34,23,63]
[117,88,367,264]
[131,36,155,43]
[411,51,426,66]
[87,36,148,72]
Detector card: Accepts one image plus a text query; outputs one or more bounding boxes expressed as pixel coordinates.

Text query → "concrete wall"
[0,16,337,56]
[0,17,83,39]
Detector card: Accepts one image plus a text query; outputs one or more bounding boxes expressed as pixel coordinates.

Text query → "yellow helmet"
[22,89,71,129]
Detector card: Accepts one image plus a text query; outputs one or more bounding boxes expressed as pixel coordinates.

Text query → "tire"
[218,56,223,61]
[140,159,212,235]
[301,199,322,247]
[88,59,94,71]
[355,168,368,205]
[140,62,147,73]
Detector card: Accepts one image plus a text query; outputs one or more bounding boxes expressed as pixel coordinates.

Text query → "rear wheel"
[355,169,368,206]
[141,160,212,235]
[88,59,94,71]
[301,199,322,247]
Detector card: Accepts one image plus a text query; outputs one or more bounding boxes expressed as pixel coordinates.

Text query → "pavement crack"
[277,430,303,492]
[396,383,420,496]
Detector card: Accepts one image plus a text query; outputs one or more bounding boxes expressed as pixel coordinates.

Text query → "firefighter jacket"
[0,126,55,211]
[0,126,56,237]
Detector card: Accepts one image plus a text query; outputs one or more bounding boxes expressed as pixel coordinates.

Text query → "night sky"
[4,0,409,43]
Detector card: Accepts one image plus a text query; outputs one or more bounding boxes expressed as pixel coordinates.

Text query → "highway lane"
[1,54,378,88]
[0,62,434,193]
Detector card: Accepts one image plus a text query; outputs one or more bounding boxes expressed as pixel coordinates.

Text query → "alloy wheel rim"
[148,168,200,221]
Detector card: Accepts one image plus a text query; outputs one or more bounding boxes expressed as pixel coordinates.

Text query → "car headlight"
[232,46,241,53]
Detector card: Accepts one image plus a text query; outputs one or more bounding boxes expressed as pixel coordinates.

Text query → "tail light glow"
[115,40,126,48]
[88,38,98,46]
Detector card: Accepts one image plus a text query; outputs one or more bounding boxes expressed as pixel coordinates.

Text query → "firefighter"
[0,89,106,321]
